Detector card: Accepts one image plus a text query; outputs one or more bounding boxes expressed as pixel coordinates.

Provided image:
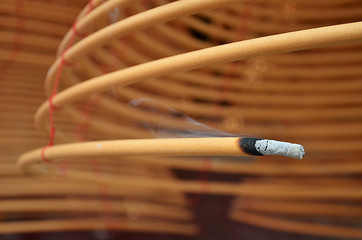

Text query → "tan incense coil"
[0,0,197,236]
[1,0,361,238]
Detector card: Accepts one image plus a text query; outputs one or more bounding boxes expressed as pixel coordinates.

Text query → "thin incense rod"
[18,137,304,173]
[46,0,247,93]
[35,22,362,132]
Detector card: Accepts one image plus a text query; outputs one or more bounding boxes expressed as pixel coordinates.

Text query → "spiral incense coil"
[0,0,197,236]
[1,0,361,238]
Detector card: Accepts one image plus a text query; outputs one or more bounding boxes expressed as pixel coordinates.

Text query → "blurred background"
[0,0,361,239]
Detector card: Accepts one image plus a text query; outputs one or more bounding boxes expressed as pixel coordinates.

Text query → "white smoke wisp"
[128,98,256,163]
[128,98,237,138]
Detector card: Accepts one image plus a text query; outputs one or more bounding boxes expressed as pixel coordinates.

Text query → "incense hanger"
[6,0,362,238]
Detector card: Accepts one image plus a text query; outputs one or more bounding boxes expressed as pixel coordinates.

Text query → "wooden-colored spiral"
[1,0,362,238]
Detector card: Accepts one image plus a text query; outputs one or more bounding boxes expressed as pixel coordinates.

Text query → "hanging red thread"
[0,0,26,81]
[42,0,95,162]
[72,24,88,38]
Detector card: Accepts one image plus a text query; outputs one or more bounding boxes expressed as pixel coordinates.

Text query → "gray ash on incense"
[239,138,305,159]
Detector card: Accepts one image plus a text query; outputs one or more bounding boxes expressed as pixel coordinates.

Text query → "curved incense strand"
[18,137,304,174]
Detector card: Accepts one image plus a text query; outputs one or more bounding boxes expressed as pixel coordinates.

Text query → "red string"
[214,64,234,114]
[72,23,88,38]
[60,50,75,67]
[74,94,101,141]
[0,0,25,82]
[59,159,69,179]
[48,93,63,111]
[90,158,114,228]
[30,0,114,228]
[43,0,95,161]
[41,145,52,163]
[190,54,234,206]
[190,157,211,207]
[200,158,211,192]
[190,13,244,206]
[87,0,95,14]
[238,2,252,38]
